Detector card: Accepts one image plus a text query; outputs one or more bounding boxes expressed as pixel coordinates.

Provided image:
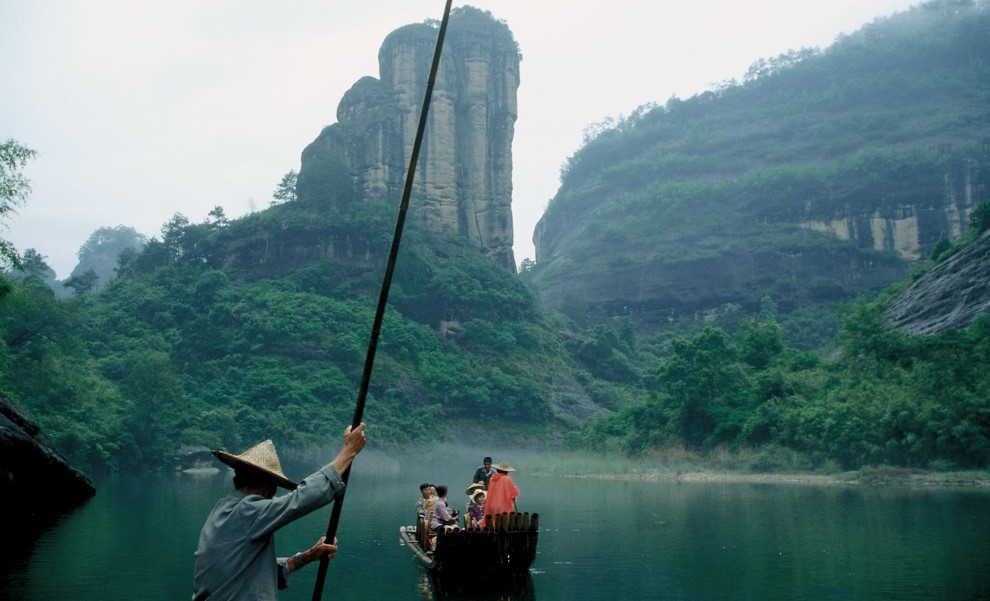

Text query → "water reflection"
[419,569,536,601]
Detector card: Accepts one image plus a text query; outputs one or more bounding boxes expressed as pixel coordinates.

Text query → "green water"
[3,453,988,600]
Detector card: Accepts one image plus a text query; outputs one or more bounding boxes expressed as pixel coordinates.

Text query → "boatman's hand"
[332,423,367,474]
[291,536,338,572]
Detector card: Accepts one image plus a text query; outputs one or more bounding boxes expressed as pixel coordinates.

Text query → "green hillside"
[1,200,589,473]
[530,0,990,334]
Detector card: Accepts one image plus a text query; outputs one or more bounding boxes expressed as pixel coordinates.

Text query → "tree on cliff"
[0,139,37,270]
[271,170,297,205]
[970,202,990,235]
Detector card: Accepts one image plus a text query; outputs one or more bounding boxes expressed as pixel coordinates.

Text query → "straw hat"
[465,482,486,495]
[472,489,487,499]
[213,439,297,490]
[494,460,515,472]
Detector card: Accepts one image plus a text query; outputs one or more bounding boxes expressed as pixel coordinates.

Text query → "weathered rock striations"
[887,229,990,335]
[299,7,519,270]
[797,158,983,261]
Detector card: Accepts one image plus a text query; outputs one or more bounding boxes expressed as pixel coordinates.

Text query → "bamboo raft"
[399,511,539,579]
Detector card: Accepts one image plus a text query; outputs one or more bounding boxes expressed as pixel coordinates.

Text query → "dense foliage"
[0,198,571,473]
[567,211,990,470]
[568,302,990,470]
[0,139,37,269]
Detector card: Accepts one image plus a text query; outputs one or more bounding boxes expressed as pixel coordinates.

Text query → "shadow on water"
[419,569,536,601]
[0,502,92,601]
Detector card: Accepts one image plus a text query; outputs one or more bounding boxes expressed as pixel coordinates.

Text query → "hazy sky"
[2,0,920,278]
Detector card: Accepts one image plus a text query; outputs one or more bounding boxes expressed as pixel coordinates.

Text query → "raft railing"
[431,511,539,577]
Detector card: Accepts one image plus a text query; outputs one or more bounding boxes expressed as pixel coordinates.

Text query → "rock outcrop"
[0,395,95,534]
[887,229,990,335]
[298,7,519,270]
[795,156,983,262]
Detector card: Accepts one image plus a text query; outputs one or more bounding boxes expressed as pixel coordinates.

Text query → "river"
[3,450,988,600]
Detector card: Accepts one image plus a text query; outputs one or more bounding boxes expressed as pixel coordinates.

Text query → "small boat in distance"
[399,511,539,580]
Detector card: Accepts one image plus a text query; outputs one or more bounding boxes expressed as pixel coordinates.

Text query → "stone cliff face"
[299,7,519,270]
[796,158,985,261]
[887,229,990,335]
[532,162,987,323]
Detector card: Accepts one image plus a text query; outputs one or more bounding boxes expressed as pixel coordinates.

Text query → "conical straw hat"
[213,439,297,490]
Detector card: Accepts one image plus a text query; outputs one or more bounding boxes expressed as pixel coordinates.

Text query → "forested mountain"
[0,9,574,474]
[1,202,586,473]
[1,3,989,476]
[529,0,990,338]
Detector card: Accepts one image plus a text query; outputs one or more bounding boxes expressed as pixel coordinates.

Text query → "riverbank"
[363,440,990,489]
[567,467,990,488]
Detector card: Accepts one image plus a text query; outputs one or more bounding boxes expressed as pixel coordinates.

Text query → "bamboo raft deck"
[399,511,539,579]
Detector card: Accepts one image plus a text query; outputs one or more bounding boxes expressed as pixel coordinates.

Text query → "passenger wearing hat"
[465,488,486,529]
[482,460,520,529]
[192,424,366,601]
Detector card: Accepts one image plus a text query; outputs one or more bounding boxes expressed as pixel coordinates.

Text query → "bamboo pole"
[310,2,454,600]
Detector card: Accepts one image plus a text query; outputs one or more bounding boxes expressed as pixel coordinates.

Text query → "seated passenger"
[415,482,432,517]
[429,485,459,533]
[421,484,438,521]
[466,489,486,529]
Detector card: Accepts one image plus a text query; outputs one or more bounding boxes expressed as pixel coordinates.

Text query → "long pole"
[310,2,453,600]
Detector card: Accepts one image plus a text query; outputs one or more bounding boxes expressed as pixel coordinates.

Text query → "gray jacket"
[192,464,344,601]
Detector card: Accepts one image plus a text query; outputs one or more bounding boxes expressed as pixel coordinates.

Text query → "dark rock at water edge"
[0,395,95,534]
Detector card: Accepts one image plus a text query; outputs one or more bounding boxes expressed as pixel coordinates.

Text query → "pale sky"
[1,0,920,278]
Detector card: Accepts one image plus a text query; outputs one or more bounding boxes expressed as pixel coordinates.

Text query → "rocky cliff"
[297,7,519,270]
[887,229,990,335]
[792,153,984,262]
[1,395,95,535]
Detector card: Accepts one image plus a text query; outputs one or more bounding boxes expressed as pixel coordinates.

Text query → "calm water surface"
[3,452,989,601]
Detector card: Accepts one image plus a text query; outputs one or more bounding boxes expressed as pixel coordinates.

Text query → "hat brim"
[213,450,298,490]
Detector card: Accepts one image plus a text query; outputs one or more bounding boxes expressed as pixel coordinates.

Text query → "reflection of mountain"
[529,2,990,325]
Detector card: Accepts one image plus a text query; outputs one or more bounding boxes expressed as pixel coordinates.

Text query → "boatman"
[192,424,367,601]
[483,460,520,529]
[472,456,495,487]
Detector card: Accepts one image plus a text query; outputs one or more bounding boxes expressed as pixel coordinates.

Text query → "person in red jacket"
[482,460,520,529]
